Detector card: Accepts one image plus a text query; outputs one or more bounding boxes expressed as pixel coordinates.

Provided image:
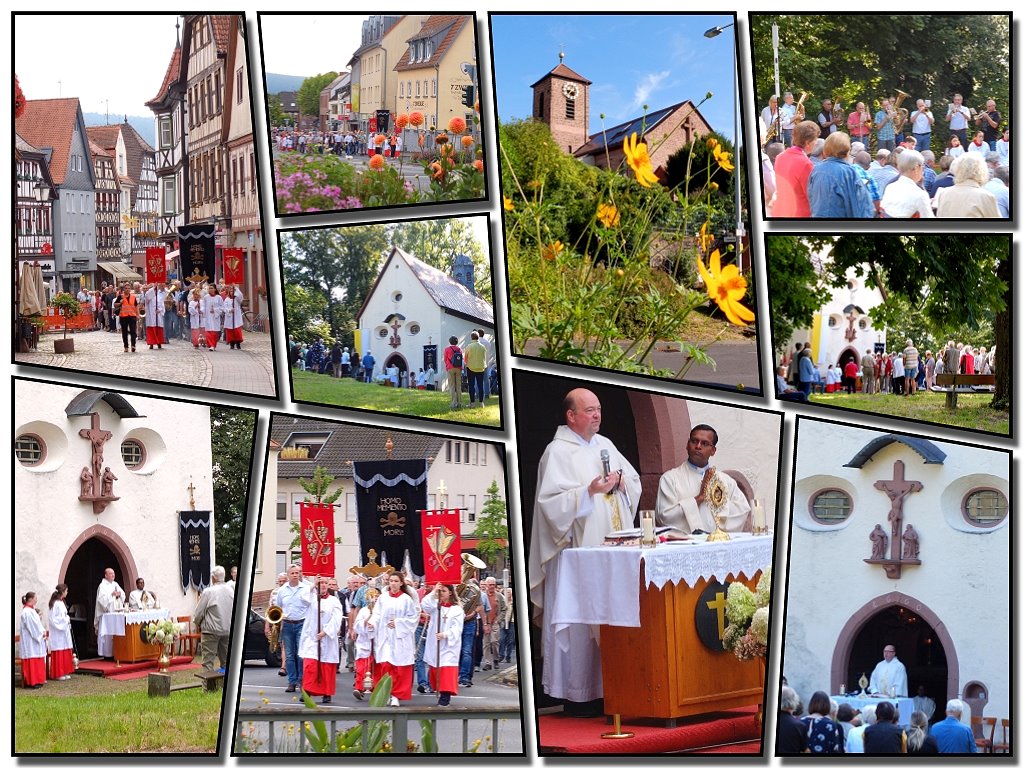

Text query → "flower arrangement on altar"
[144,617,182,646]
[722,567,771,661]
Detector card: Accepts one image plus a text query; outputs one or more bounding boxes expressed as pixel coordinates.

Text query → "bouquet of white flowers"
[722,567,771,661]
[144,617,183,646]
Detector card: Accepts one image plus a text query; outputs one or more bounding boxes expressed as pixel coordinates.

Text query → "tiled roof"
[573,99,708,158]
[86,123,154,205]
[15,133,40,154]
[270,415,446,479]
[88,139,112,158]
[15,98,81,185]
[399,248,494,325]
[211,14,233,53]
[146,44,183,107]
[393,14,471,72]
[530,62,592,89]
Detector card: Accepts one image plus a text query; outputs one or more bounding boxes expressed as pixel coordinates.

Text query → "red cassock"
[146,325,165,345]
[302,658,336,696]
[48,649,74,679]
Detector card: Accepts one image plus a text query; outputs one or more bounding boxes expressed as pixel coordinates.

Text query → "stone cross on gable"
[874,460,923,561]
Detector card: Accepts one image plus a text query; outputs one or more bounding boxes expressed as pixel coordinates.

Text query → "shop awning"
[97,261,142,282]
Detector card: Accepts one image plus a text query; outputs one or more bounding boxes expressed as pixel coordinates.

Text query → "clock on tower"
[529,52,591,154]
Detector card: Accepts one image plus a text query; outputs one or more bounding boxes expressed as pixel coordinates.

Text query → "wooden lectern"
[600,567,763,726]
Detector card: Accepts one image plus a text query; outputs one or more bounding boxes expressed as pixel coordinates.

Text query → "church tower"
[530,51,591,154]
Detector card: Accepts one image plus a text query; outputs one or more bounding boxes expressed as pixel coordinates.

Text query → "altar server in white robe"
[655,424,751,534]
[200,284,224,350]
[48,584,75,680]
[222,286,244,349]
[188,289,204,348]
[143,284,166,348]
[94,568,124,657]
[299,578,345,703]
[351,592,376,700]
[421,582,465,706]
[368,573,420,706]
[20,592,47,688]
[528,387,641,705]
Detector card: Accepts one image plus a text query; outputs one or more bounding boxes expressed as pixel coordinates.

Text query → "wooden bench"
[147,670,220,697]
[933,373,995,409]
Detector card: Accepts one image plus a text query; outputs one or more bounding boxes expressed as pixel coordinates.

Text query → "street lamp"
[704,21,744,272]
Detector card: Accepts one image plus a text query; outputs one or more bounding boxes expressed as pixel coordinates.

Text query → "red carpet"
[76,655,196,679]
[539,706,761,754]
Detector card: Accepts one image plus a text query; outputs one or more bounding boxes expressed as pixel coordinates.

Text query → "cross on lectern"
[706,590,728,640]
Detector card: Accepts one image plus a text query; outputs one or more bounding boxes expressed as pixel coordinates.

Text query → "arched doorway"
[384,352,408,387]
[63,538,129,657]
[833,593,957,712]
[837,346,859,371]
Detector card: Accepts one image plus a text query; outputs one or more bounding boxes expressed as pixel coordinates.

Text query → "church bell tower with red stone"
[530,52,591,154]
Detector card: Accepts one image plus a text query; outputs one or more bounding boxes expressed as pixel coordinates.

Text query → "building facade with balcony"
[15,134,58,299]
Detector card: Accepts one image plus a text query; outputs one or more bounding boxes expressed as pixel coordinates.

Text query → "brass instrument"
[761,115,780,149]
[892,89,911,134]
[794,92,810,121]
[833,100,844,125]
[136,293,146,319]
[264,604,283,653]
[454,553,486,615]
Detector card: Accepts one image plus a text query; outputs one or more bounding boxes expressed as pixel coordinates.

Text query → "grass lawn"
[15,668,222,753]
[292,371,501,427]
[810,391,1009,435]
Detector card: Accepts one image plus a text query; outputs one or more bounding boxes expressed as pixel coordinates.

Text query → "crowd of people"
[267,562,515,707]
[777,340,996,401]
[75,280,247,353]
[273,126,476,161]
[288,330,499,409]
[762,92,1009,218]
[779,688,982,754]
[18,564,240,689]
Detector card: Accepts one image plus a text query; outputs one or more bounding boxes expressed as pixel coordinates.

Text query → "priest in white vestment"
[94,568,125,658]
[528,388,641,704]
[869,644,909,696]
[128,577,157,610]
[655,424,751,534]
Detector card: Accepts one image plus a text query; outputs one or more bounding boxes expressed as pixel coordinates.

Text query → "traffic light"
[462,85,475,109]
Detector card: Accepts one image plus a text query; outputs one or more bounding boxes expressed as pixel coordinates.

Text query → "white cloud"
[631,70,671,112]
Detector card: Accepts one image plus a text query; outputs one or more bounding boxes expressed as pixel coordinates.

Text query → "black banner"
[375,109,391,134]
[422,345,437,375]
[178,224,216,286]
[354,459,428,574]
[179,510,212,592]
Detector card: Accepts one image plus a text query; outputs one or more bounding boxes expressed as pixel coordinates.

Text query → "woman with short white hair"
[880,149,934,218]
[934,153,1000,217]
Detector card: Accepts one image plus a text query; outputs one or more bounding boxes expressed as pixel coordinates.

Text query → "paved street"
[236,659,523,753]
[16,327,277,398]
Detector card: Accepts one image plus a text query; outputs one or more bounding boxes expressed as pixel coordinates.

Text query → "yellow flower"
[542,241,564,261]
[623,132,659,187]
[696,221,714,254]
[596,203,620,228]
[706,137,719,151]
[696,249,756,326]
[713,144,735,172]
[503,196,514,211]
[709,181,720,191]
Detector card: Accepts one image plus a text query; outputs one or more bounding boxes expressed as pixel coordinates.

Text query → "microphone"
[600,449,610,481]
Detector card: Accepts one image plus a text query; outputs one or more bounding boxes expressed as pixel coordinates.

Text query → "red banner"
[223,248,244,285]
[299,502,336,577]
[421,509,461,585]
[145,247,167,284]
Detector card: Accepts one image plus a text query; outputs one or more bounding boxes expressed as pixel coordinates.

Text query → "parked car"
[243,608,281,667]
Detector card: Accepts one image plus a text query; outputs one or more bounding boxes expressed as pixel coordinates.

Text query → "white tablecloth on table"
[97,609,170,657]
[549,534,774,630]
[833,695,915,726]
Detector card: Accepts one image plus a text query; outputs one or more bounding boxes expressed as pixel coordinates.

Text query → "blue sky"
[488,14,738,139]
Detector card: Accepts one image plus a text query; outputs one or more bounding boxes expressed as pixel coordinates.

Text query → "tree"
[280,226,389,346]
[211,407,257,571]
[288,465,344,553]
[283,282,328,343]
[387,219,490,296]
[296,72,339,121]
[764,236,832,350]
[266,92,285,127]
[473,480,508,569]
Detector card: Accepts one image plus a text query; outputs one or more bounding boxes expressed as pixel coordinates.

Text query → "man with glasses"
[654,424,751,534]
[528,387,641,711]
[868,644,908,697]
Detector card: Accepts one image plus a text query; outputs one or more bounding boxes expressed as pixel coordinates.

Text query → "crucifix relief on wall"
[77,412,120,514]
[864,459,922,578]
[388,318,402,348]
[844,313,858,342]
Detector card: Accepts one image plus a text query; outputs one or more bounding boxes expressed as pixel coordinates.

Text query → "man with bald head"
[528,388,641,708]
[94,567,125,657]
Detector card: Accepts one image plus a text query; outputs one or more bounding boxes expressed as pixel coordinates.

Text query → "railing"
[235,704,520,754]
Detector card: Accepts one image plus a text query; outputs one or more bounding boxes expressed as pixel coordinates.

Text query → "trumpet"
[264,604,283,653]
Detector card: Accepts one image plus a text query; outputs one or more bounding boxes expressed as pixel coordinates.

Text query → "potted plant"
[50,292,81,353]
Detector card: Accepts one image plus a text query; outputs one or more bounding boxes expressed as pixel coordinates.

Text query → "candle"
[641,510,655,546]
[753,499,766,531]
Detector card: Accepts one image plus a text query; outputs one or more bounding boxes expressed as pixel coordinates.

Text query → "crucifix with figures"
[388,318,402,348]
[865,460,923,578]
[77,412,119,514]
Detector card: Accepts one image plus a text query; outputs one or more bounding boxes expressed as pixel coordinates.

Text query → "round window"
[828,316,838,328]
[858,318,869,329]
[408,323,420,336]
[121,439,146,470]
[962,489,1007,528]
[809,489,853,524]
[391,291,403,302]
[15,434,45,466]
[378,327,388,338]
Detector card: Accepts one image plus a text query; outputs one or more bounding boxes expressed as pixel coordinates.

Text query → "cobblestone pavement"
[16,327,277,398]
